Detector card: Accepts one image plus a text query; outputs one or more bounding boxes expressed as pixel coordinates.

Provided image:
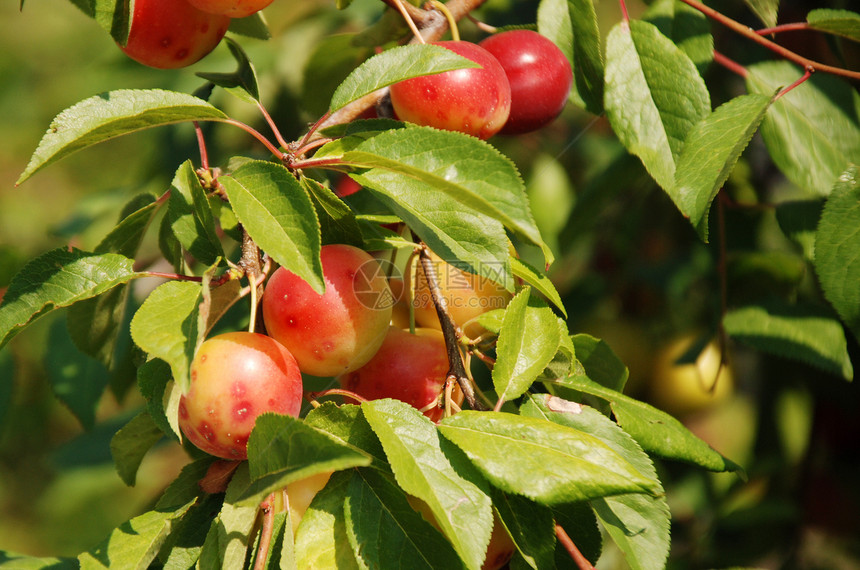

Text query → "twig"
[555,524,595,570]
[193,121,210,170]
[418,247,487,411]
[713,50,748,78]
[679,0,860,81]
[757,22,809,36]
[252,493,276,570]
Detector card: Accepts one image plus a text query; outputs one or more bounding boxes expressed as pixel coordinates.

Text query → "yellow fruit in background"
[649,334,734,417]
[284,471,333,534]
[411,250,511,339]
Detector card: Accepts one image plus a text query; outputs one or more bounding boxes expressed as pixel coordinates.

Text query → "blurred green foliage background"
[1,0,859,568]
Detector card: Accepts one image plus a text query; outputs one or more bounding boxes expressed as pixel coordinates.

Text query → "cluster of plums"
[120,1,573,135]
[178,244,510,461]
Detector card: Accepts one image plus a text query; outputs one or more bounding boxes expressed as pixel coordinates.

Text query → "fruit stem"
[555,524,595,570]
[679,0,860,81]
[257,101,290,151]
[391,0,426,44]
[429,0,459,42]
[418,246,487,411]
[306,388,370,405]
[252,493,277,570]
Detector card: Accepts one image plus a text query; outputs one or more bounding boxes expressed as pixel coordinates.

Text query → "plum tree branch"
[555,524,595,570]
[418,246,486,411]
[679,0,860,81]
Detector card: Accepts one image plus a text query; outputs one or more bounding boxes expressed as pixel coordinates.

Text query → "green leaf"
[129,280,202,393]
[522,395,670,570]
[304,403,389,471]
[604,19,710,191]
[438,411,659,505]
[775,200,822,261]
[158,493,223,570]
[556,375,740,471]
[362,400,493,570]
[295,471,360,570]
[725,301,853,380]
[671,93,773,240]
[45,317,109,430]
[0,248,138,350]
[167,161,225,265]
[551,502,602,566]
[643,0,713,74]
[155,458,215,510]
[509,257,566,316]
[220,161,324,294]
[93,0,131,45]
[246,412,372,484]
[344,469,466,570]
[18,90,227,184]
[329,43,479,113]
[96,193,160,257]
[493,290,561,404]
[227,12,271,40]
[138,359,180,440]
[301,177,363,248]
[538,0,604,113]
[198,464,259,570]
[814,165,860,344]
[334,126,551,268]
[743,0,779,28]
[110,411,165,486]
[0,553,78,569]
[78,500,195,570]
[572,333,629,393]
[746,61,860,196]
[197,37,261,104]
[807,8,860,42]
[490,489,556,570]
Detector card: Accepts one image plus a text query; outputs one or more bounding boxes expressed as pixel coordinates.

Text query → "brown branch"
[555,524,595,570]
[418,247,486,411]
[252,493,277,570]
[679,0,860,81]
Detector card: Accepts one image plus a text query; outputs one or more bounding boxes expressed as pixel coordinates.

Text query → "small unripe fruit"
[178,332,303,460]
[119,0,230,69]
[262,244,393,377]
[389,41,512,140]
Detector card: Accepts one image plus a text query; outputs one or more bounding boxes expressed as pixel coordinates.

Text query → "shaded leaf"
[362,399,493,570]
[18,90,227,184]
[295,471,360,570]
[438,411,659,505]
[227,12,270,40]
[197,38,260,104]
[671,93,773,240]
[220,161,323,294]
[490,489,556,570]
[94,0,131,45]
[0,248,138,350]
[510,256,566,316]
[329,44,479,113]
[110,411,165,486]
[746,61,860,196]
[129,280,202,393]
[304,403,389,471]
[198,464,258,570]
[604,19,710,191]
[301,177,363,248]
[775,200,822,261]
[344,469,466,569]
[137,358,180,440]
[813,165,860,344]
[644,0,713,74]
[744,0,779,28]
[302,34,374,117]
[493,290,561,404]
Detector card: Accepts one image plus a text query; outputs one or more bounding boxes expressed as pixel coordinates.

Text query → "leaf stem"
[618,0,630,22]
[193,121,210,170]
[257,101,290,150]
[775,67,813,100]
[679,0,860,81]
[418,246,486,411]
[391,0,426,44]
[756,22,809,36]
[143,271,203,282]
[305,388,369,405]
[222,118,287,160]
[713,50,748,78]
[555,524,595,570]
[430,0,459,42]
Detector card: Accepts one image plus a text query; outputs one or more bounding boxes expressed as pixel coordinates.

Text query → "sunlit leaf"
[807,8,860,42]
[295,471,360,570]
[605,19,710,191]
[510,257,566,316]
[220,161,324,294]
[644,0,713,74]
[438,411,659,504]
[198,464,259,569]
[167,160,224,265]
[18,90,227,184]
[0,248,138,350]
